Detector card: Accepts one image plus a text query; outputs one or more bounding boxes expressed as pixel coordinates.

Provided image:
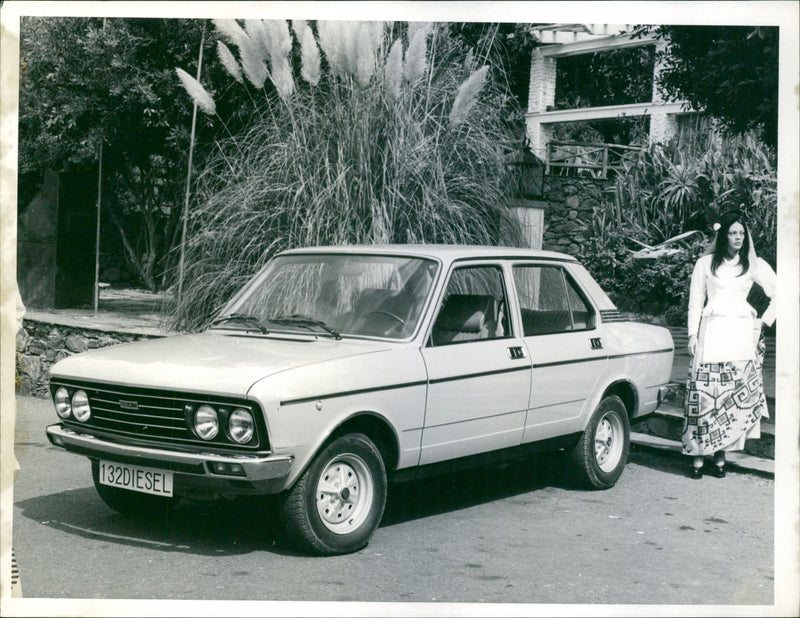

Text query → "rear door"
[512,262,608,441]
[419,263,531,465]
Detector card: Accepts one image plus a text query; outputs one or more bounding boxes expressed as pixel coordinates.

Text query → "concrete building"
[525,24,691,162]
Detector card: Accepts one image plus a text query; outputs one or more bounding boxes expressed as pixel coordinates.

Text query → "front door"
[420,264,531,465]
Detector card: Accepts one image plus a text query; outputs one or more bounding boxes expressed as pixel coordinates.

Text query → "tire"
[570,395,630,489]
[91,461,179,518]
[279,433,387,555]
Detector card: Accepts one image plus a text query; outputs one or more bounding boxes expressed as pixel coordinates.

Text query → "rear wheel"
[279,433,387,555]
[570,395,630,489]
[91,461,179,518]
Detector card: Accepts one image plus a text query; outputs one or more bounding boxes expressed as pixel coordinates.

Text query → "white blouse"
[687,254,776,359]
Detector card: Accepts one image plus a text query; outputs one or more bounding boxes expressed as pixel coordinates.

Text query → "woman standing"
[683,211,776,479]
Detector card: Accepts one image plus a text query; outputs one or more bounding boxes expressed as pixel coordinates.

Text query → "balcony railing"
[546,141,642,179]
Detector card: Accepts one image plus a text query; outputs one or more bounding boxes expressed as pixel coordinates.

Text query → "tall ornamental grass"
[171,21,522,330]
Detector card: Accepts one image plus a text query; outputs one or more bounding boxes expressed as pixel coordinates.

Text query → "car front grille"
[51,380,268,452]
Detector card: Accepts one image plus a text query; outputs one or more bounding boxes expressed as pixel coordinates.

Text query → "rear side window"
[513,265,595,336]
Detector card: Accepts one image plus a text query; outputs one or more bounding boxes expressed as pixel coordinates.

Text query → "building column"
[526,49,557,159]
[649,39,679,143]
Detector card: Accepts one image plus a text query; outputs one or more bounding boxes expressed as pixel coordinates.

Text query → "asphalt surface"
[10,395,774,608]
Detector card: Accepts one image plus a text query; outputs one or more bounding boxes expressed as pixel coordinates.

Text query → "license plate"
[98,460,173,497]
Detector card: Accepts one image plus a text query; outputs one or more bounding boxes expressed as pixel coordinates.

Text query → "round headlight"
[55,387,72,419]
[72,390,91,422]
[229,408,255,444]
[194,405,219,440]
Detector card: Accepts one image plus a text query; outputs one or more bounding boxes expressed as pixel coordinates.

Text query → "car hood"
[49,331,392,397]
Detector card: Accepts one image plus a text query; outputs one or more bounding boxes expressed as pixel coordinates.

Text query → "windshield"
[214,254,439,340]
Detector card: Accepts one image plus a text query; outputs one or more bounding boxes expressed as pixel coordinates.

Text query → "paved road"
[12,395,773,605]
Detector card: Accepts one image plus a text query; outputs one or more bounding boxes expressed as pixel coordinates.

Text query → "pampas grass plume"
[404,25,429,84]
[238,34,268,88]
[339,23,359,77]
[213,19,246,49]
[316,21,343,78]
[449,65,489,127]
[266,20,293,59]
[244,19,271,62]
[384,38,403,101]
[217,41,243,83]
[295,22,321,86]
[176,67,216,115]
[272,56,295,99]
[355,24,377,87]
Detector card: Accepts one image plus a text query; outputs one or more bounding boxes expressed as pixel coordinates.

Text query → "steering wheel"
[366,310,406,326]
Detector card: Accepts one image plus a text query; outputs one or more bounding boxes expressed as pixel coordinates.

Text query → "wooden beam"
[526,101,689,124]
[539,33,658,58]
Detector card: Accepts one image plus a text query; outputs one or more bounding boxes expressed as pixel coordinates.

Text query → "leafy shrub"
[607,129,776,258]
[581,228,707,325]
[583,127,777,325]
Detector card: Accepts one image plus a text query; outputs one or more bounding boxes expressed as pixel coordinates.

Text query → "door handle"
[590,337,603,350]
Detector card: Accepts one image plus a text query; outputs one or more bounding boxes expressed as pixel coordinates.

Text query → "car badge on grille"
[119,400,139,411]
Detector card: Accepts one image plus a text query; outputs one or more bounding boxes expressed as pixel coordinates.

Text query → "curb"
[631,432,774,477]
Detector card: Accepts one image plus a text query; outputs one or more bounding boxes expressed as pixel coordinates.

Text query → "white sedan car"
[47,245,674,555]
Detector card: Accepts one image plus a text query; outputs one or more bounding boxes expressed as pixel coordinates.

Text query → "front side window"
[430,265,511,345]
[513,265,595,336]
[214,254,439,339]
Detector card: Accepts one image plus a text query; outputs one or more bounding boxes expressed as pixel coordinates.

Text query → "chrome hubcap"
[315,454,373,534]
[595,412,624,472]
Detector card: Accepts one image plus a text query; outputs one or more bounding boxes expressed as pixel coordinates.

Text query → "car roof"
[279,244,578,264]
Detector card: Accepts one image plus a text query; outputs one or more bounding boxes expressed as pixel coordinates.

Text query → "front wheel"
[570,395,630,489]
[279,433,387,555]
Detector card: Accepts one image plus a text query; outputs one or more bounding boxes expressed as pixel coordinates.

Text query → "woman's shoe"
[689,465,704,480]
[711,465,726,478]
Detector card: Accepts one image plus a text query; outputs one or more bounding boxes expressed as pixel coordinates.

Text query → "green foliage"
[168,21,523,330]
[448,23,537,113]
[581,229,706,325]
[606,129,776,263]
[18,17,255,291]
[582,127,776,325]
[551,117,650,148]
[555,45,655,109]
[648,25,779,149]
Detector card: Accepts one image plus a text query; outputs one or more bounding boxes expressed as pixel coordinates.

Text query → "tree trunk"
[107,204,158,292]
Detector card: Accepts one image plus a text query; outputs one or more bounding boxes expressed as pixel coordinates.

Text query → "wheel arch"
[327,411,401,474]
[599,380,639,421]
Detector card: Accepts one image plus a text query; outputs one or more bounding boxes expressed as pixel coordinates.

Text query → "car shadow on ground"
[15,488,291,557]
[17,447,741,557]
[382,452,583,526]
[15,452,585,557]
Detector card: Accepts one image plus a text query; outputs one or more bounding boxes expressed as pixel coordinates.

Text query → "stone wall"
[540,175,613,256]
[16,319,160,398]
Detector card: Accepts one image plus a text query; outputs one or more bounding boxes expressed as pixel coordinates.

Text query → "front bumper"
[46,423,294,493]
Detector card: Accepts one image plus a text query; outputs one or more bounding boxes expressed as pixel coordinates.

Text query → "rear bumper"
[46,423,293,493]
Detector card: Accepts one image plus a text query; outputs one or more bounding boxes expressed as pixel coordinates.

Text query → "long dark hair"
[711,211,750,276]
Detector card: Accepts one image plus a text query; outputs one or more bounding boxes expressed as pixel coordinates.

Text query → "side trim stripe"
[429,365,531,385]
[280,348,673,406]
[281,380,427,406]
[530,347,672,370]
[606,348,674,360]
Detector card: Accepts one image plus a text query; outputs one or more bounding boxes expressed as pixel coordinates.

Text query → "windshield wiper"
[267,314,342,340]
[210,313,268,334]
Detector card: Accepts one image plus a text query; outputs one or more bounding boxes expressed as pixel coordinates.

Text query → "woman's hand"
[688,335,697,357]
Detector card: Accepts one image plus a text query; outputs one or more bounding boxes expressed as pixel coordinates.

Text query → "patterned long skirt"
[681,334,769,456]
